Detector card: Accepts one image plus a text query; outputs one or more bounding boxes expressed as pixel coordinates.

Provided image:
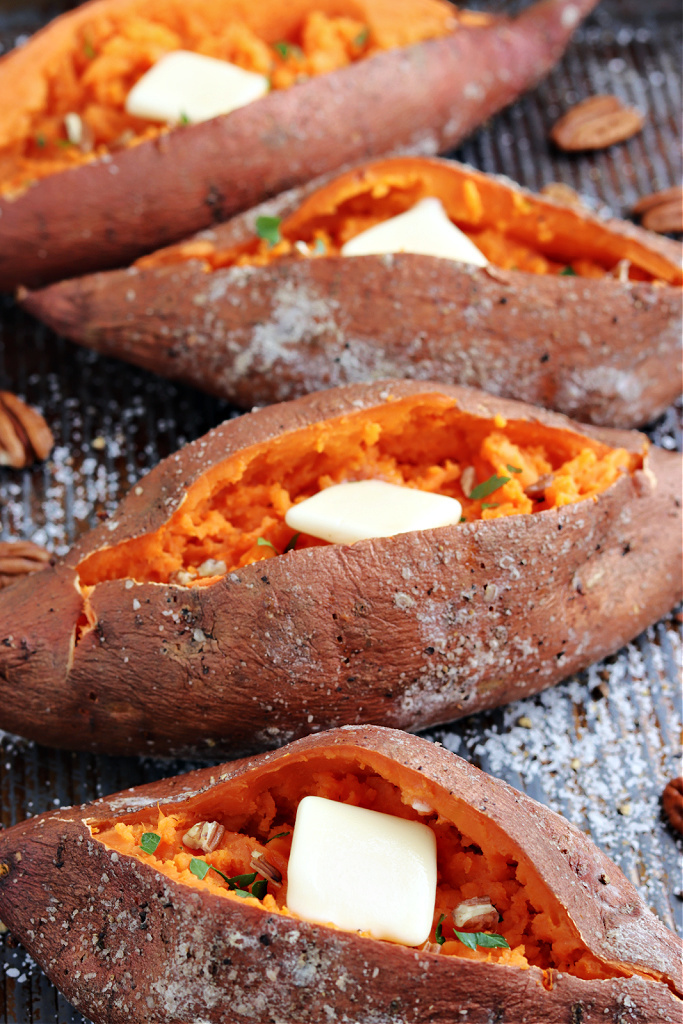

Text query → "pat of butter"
[340,196,487,266]
[125,51,269,125]
[284,479,462,545]
[287,796,437,946]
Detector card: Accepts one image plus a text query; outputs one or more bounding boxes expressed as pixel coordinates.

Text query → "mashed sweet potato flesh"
[0,0,463,194]
[92,746,639,981]
[77,394,640,588]
[140,158,681,283]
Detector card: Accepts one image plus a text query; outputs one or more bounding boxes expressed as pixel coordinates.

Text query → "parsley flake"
[455,930,510,950]
[435,913,446,945]
[140,832,161,854]
[459,515,467,523]
[469,474,510,501]
[179,112,191,125]
[35,133,46,149]
[256,215,282,246]
[264,831,290,844]
[314,238,326,254]
[283,533,300,554]
[83,40,96,59]
[251,879,268,900]
[481,502,500,509]
[354,27,369,47]
[189,857,211,880]
[273,41,304,61]
[560,266,577,276]
[506,465,522,474]
[257,537,279,553]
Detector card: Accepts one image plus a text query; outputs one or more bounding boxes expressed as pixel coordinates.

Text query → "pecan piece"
[0,392,54,469]
[250,850,282,887]
[453,897,500,932]
[524,473,555,500]
[182,821,225,853]
[632,187,683,234]
[662,778,683,835]
[550,95,644,152]
[0,540,51,590]
[460,466,476,498]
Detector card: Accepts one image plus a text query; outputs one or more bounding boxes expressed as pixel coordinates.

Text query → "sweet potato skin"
[0,0,599,290]
[24,164,683,428]
[0,727,679,1023]
[0,380,680,758]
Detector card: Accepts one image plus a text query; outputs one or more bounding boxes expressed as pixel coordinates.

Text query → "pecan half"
[453,897,500,932]
[460,466,476,498]
[662,778,683,835]
[0,392,54,469]
[632,187,683,234]
[550,95,644,152]
[182,821,225,853]
[0,540,51,590]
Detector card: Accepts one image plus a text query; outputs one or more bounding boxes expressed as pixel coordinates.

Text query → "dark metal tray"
[0,2,681,1020]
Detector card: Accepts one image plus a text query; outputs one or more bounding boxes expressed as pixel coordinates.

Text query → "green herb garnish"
[179,112,191,125]
[469,474,510,501]
[140,832,161,854]
[560,266,577,276]
[354,27,369,47]
[264,831,290,844]
[283,533,300,554]
[314,238,326,254]
[83,40,96,59]
[251,879,268,900]
[35,133,46,149]
[256,215,282,247]
[455,930,510,950]
[435,913,446,945]
[459,515,467,523]
[273,41,304,61]
[506,464,522,474]
[57,139,75,148]
[257,537,279,553]
[189,860,267,898]
[481,503,500,509]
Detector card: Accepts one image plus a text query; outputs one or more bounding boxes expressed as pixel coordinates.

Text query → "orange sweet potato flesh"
[76,394,639,589]
[0,728,679,1023]
[145,157,683,285]
[0,0,458,196]
[0,0,600,289]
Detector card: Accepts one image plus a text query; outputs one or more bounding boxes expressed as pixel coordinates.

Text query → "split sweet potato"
[0,380,680,758]
[25,156,683,428]
[0,0,600,290]
[0,726,680,1023]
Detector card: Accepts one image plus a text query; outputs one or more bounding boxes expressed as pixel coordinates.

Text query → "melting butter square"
[340,196,488,266]
[286,796,437,946]
[284,479,462,545]
[125,51,269,125]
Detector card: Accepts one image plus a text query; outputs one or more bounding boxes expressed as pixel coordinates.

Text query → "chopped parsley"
[506,464,522,474]
[560,266,577,276]
[140,832,161,854]
[283,533,300,554]
[273,41,304,61]
[481,502,500,510]
[435,913,446,945]
[314,238,326,254]
[35,133,46,149]
[459,515,467,523]
[256,215,282,247]
[264,831,290,844]
[455,930,510,950]
[189,859,268,899]
[83,40,96,59]
[257,537,279,553]
[354,27,369,47]
[179,112,191,125]
[469,474,510,501]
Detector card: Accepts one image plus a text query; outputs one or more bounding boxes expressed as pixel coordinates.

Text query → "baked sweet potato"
[0,380,680,758]
[0,726,680,1023]
[24,156,683,428]
[0,0,600,290]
